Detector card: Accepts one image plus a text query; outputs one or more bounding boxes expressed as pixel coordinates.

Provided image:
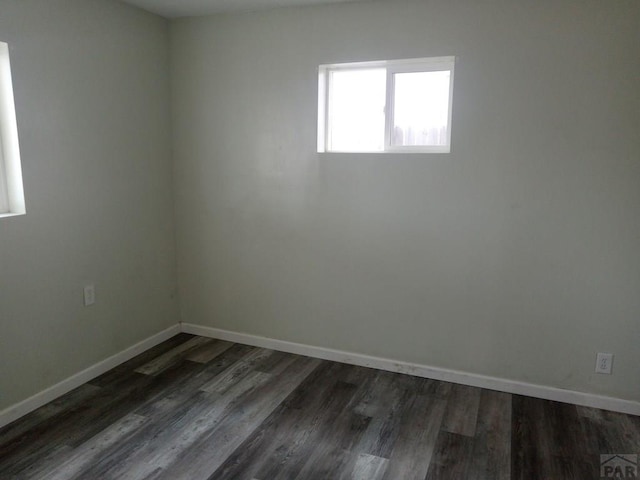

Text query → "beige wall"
[0,0,178,411]
[171,0,640,401]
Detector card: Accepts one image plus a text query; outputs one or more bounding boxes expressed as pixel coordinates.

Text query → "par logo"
[600,454,637,478]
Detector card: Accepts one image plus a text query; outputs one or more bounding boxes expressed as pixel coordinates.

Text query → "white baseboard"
[181,323,640,416]
[0,324,181,429]
[2,321,637,429]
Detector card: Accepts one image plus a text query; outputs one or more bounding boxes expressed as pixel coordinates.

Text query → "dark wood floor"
[1,334,638,479]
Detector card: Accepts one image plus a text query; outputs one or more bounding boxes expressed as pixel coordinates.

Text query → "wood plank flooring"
[0,334,638,479]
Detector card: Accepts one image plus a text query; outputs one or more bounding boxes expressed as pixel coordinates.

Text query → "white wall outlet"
[595,352,613,374]
[83,284,95,306]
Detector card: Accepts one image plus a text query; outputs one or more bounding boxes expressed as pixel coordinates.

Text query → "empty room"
[0,0,639,478]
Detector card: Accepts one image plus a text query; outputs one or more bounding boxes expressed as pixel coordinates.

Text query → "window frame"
[0,41,25,218]
[317,56,455,154]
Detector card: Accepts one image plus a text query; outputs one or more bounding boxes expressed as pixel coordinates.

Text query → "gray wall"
[171,0,640,401]
[0,0,178,411]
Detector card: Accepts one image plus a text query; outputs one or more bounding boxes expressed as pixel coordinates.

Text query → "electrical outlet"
[83,284,95,306]
[595,352,613,374]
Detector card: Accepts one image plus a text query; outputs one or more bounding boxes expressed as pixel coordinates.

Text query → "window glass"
[391,70,451,147]
[328,68,386,152]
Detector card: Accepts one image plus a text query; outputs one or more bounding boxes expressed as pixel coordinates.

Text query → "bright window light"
[0,41,25,218]
[391,70,451,147]
[328,68,386,152]
[0,132,8,212]
[318,56,455,153]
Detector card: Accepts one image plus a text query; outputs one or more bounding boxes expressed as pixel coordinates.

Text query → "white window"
[0,41,25,217]
[318,56,455,153]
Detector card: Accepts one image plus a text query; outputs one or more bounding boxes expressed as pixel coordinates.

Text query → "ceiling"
[120,0,364,17]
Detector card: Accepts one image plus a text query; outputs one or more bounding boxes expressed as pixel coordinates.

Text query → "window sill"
[0,211,25,220]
